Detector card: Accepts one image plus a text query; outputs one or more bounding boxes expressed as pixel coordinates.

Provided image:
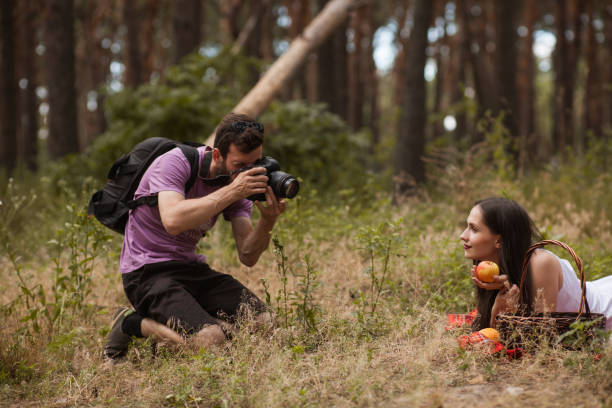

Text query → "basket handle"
[518,239,591,318]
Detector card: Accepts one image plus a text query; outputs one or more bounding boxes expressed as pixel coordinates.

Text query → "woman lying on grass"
[459,197,612,331]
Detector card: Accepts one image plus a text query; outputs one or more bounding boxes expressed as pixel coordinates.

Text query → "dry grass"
[2,160,612,407]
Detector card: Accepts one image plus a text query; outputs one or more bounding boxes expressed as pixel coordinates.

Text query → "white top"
[547,250,612,330]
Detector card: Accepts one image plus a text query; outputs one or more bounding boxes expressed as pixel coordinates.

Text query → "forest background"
[1,0,611,407]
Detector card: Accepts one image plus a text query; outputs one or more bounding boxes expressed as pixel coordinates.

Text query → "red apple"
[476,261,499,283]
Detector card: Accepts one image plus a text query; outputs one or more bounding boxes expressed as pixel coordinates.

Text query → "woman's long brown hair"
[471,197,541,330]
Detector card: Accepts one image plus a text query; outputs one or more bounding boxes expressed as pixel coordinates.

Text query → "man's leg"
[184,263,270,329]
[140,262,271,349]
[106,262,226,355]
[109,261,269,356]
[140,317,185,345]
[103,307,186,360]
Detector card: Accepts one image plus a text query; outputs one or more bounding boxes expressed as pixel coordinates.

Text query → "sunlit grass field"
[1,147,611,407]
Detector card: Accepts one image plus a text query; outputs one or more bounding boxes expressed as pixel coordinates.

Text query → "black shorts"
[122,260,266,334]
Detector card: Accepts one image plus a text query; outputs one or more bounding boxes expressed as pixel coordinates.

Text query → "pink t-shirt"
[119,145,252,273]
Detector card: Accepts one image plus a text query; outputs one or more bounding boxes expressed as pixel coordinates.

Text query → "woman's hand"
[471,266,511,291]
[490,283,520,327]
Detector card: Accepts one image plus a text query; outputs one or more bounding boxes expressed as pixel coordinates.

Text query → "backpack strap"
[178,144,200,194]
[127,195,159,209]
[126,144,201,209]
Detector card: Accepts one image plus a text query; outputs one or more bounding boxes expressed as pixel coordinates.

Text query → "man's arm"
[158,167,268,236]
[231,186,286,267]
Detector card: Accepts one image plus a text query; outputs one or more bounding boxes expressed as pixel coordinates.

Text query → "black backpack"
[87,137,202,234]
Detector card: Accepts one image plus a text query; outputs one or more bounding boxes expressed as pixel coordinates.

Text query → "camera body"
[247,156,299,201]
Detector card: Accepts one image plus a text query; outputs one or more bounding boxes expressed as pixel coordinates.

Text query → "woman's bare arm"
[528,250,563,313]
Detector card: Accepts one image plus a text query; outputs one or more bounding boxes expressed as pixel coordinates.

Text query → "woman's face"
[460,205,501,263]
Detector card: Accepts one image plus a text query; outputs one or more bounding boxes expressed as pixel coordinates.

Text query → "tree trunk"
[0,0,18,174]
[552,0,569,155]
[495,0,518,138]
[517,0,538,175]
[347,6,365,130]
[173,0,202,63]
[552,0,584,155]
[79,0,113,148]
[347,3,378,138]
[241,0,268,59]
[367,19,379,144]
[236,0,270,87]
[432,0,447,141]
[451,0,467,142]
[260,1,275,61]
[44,0,79,159]
[123,0,144,86]
[462,0,497,137]
[568,0,585,150]
[205,0,357,146]
[392,0,410,110]
[604,0,612,140]
[154,0,176,74]
[16,0,38,171]
[220,0,242,46]
[286,0,313,100]
[394,0,432,188]
[583,0,601,142]
[331,20,349,119]
[317,0,348,119]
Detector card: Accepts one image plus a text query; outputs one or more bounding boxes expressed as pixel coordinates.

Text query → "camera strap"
[198,150,237,186]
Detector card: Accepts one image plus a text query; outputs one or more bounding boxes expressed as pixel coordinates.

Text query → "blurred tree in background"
[0,0,611,190]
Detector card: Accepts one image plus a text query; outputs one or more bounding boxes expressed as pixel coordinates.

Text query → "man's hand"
[230,186,286,267]
[254,186,286,222]
[230,167,269,200]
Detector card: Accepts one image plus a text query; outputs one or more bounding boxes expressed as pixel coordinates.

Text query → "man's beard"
[215,159,228,178]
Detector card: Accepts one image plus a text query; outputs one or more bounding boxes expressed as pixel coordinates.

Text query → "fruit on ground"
[478,327,500,341]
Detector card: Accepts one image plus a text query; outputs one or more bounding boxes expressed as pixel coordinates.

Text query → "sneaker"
[103,307,134,360]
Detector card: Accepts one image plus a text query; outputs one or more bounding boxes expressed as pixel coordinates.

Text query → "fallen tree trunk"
[205,0,358,145]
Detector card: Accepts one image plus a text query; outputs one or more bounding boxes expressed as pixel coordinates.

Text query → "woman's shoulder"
[530,249,559,267]
[530,249,563,285]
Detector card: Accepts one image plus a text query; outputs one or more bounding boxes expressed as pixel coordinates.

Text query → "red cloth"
[446,309,478,330]
[447,309,523,360]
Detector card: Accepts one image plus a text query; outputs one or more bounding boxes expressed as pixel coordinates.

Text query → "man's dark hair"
[213,112,264,158]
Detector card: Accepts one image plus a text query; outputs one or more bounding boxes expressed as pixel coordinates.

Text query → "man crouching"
[104,112,285,359]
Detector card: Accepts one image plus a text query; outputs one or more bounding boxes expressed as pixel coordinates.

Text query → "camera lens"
[269,171,299,199]
[281,178,299,198]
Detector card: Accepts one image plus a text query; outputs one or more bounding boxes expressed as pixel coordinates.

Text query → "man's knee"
[192,324,226,349]
[254,311,273,330]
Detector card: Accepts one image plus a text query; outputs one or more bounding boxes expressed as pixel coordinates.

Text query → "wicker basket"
[495,240,606,349]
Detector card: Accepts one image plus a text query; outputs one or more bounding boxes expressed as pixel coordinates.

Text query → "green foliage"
[165,384,203,408]
[290,255,321,333]
[0,178,40,257]
[478,110,517,181]
[354,219,402,327]
[272,238,291,328]
[556,317,610,352]
[84,50,262,182]
[4,204,112,336]
[266,238,321,333]
[43,52,374,202]
[261,100,372,192]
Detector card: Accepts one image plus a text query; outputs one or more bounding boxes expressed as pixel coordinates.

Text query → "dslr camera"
[247,157,299,201]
